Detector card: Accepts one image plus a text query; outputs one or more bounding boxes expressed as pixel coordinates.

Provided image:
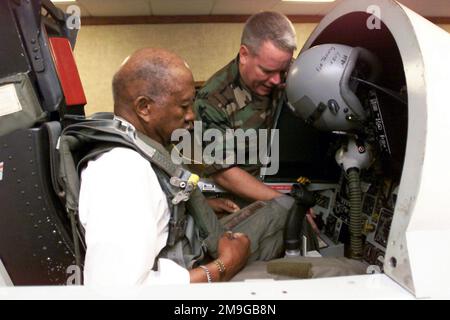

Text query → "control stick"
[284,184,316,257]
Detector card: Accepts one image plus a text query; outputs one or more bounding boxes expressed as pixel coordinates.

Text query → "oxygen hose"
[347,168,363,260]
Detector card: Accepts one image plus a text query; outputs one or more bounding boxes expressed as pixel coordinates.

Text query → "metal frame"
[0,259,13,287]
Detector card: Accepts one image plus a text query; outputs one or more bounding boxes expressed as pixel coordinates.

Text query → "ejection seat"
[0,0,85,285]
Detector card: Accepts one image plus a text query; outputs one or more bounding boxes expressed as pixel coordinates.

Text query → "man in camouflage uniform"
[194,11,297,204]
[194,12,320,242]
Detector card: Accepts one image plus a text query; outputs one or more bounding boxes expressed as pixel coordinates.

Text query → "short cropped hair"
[113,56,171,105]
[241,11,297,54]
[112,49,182,108]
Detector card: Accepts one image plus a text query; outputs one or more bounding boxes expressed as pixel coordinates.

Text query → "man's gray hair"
[241,11,297,54]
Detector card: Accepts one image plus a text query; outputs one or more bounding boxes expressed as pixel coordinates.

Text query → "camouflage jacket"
[194,56,283,176]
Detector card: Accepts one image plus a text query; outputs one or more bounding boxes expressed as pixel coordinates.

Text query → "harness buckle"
[170,174,200,205]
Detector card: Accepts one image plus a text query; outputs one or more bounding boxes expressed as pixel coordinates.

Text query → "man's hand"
[189,231,250,283]
[206,198,240,216]
[217,231,250,281]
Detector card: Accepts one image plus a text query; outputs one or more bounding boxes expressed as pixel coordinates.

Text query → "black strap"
[306,102,327,125]
[44,122,63,198]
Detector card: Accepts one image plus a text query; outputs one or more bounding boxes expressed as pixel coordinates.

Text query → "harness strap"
[57,114,221,276]
[61,118,199,205]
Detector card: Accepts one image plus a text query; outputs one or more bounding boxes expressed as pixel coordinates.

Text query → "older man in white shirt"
[79,48,251,286]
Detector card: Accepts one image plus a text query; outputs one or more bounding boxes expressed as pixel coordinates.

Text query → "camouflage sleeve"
[194,97,231,132]
[193,98,237,175]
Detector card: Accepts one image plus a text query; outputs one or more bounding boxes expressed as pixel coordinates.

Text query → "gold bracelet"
[199,265,212,283]
[214,259,226,280]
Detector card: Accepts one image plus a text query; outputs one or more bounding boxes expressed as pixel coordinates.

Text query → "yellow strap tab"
[188,174,200,187]
[296,176,311,185]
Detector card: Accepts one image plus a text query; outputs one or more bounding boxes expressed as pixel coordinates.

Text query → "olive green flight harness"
[57,114,225,275]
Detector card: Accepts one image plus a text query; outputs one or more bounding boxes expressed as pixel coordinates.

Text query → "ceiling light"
[51,0,77,3]
[282,0,336,2]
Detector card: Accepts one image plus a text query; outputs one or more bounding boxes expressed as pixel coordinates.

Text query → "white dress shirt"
[79,147,190,286]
